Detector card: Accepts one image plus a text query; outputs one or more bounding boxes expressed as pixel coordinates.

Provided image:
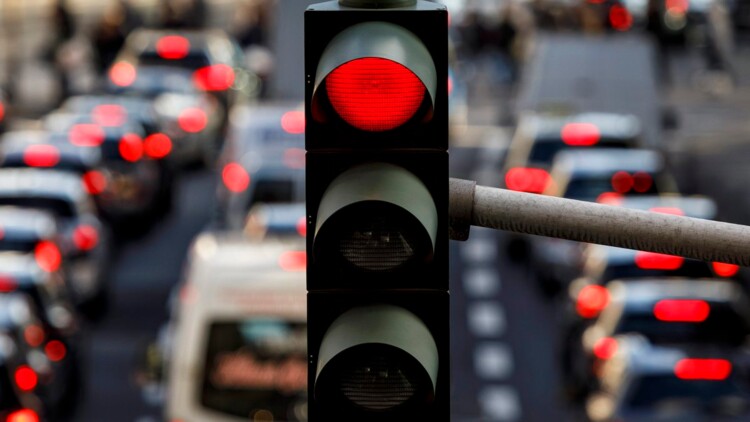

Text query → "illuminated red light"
[73,225,99,251]
[69,124,105,147]
[609,5,633,31]
[635,251,684,270]
[281,111,305,134]
[650,207,684,216]
[44,340,67,362]
[654,299,710,322]
[632,172,653,193]
[611,171,634,193]
[144,133,173,159]
[448,76,454,95]
[576,285,610,319]
[593,337,618,360]
[0,275,18,293]
[23,325,45,348]
[326,57,426,132]
[34,241,61,272]
[222,163,250,193]
[283,148,305,169]
[92,104,127,127]
[14,366,37,391]
[279,250,307,272]
[156,35,190,60]
[296,216,307,238]
[193,64,235,91]
[561,122,600,146]
[7,409,39,422]
[0,102,5,122]
[82,170,107,195]
[675,359,731,380]
[713,262,740,278]
[109,61,137,87]
[666,0,689,14]
[119,133,144,162]
[505,167,552,194]
[178,108,208,133]
[596,192,624,205]
[23,144,60,168]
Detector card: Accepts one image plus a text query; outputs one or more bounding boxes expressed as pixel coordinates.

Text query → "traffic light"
[305,1,448,421]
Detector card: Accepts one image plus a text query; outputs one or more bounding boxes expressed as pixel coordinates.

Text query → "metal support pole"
[449,178,750,267]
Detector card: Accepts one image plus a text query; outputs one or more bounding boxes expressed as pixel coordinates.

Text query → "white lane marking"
[467,302,506,337]
[463,268,501,297]
[474,343,513,380]
[479,386,522,421]
[461,236,497,263]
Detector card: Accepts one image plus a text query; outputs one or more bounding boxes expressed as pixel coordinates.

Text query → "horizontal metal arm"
[449,178,750,267]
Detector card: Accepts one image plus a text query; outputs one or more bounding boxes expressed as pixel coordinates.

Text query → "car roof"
[0,206,58,236]
[0,168,85,202]
[553,148,663,176]
[529,111,641,141]
[45,112,146,138]
[0,252,45,281]
[609,279,744,307]
[62,95,156,122]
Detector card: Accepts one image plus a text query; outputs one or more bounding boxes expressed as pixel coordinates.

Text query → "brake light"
[0,102,5,122]
[23,144,60,168]
[576,285,610,319]
[73,225,99,251]
[34,241,61,272]
[593,337,618,360]
[156,35,190,60]
[611,171,633,193]
[281,111,305,134]
[505,167,552,194]
[7,409,39,422]
[222,163,250,193]
[632,172,653,193]
[178,108,207,133]
[561,123,600,146]
[675,358,731,380]
[23,325,45,348]
[91,104,127,127]
[44,340,67,362]
[650,207,684,216]
[82,170,107,195]
[666,0,689,14]
[654,300,710,322]
[14,366,37,391]
[609,5,633,31]
[69,124,105,147]
[596,192,623,205]
[283,148,305,169]
[297,216,307,238]
[193,64,235,91]
[448,75,454,95]
[279,251,307,272]
[119,133,143,162]
[0,275,18,293]
[712,262,739,277]
[635,251,684,270]
[144,133,172,159]
[109,61,137,87]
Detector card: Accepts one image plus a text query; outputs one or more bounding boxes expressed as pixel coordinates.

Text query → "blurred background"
[0,0,750,421]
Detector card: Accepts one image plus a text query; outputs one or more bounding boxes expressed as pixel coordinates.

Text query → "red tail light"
[593,337,618,360]
[281,111,306,134]
[23,144,60,168]
[279,251,307,272]
[119,133,144,162]
[0,102,5,122]
[82,170,107,195]
[712,262,740,278]
[14,366,38,391]
[576,285,610,319]
[44,340,67,362]
[144,133,173,159]
[283,148,306,169]
[109,61,137,87]
[596,192,624,205]
[666,0,689,14]
[635,251,684,270]
[73,225,99,251]
[23,325,45,348]
[326,58,425,132]
[296,216,307,238]
[178,108,208,133]
[34,241,61,272]
[156,35,190,60]
[611,171,634,193]
[69,124,105,147]
[654,299,710,322]
[609,5,633,31]
[222,163,250,193]
[632,172,653,193]
[650,207,684,216]
[561,123,600,146]
[505,167,552,194]
[675,358,731,380]
[91,104,127,127]
[448,75,454,95]
[0,275,18,293]
[192,64,235,91]
[7,409,39,422]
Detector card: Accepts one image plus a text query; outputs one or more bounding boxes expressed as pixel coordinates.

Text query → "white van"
[165,231,307,422]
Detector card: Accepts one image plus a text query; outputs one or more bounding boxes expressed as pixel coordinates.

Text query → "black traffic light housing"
[306,1,448,421]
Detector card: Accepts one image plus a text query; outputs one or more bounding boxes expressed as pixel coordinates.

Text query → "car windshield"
[564,173,660,200]
[138,52,211,71]
[625,374,750,411]
[602,260,715,282]
[201,319,307,420]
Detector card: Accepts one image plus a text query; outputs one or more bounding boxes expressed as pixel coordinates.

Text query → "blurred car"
[105,66,226,167]
[165,232,307,422]
[587,334,750,421]
[0,253,82,419]
[243,202,306,240]
[0,169,111,314]
[215,103,305,229]
[571,279,750,400]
